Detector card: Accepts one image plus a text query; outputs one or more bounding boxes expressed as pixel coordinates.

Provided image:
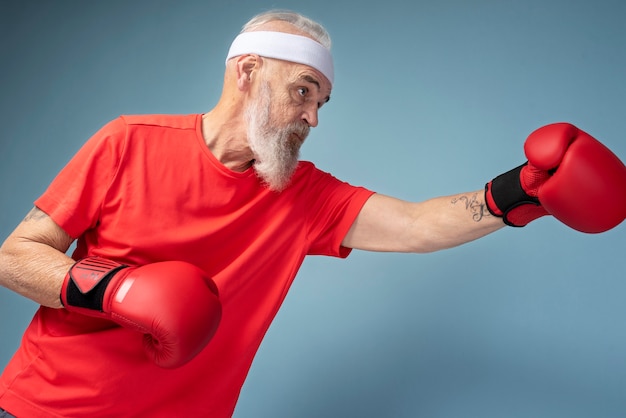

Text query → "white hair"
[240,10,331,50]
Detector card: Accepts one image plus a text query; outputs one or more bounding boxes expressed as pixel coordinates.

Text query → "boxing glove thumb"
[61,257,222,368]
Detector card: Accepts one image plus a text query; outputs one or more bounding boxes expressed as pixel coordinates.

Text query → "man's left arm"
[342,191,504,253]
[343,122,626,253]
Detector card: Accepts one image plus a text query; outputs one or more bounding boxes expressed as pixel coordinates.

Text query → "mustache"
[290,122,310,142]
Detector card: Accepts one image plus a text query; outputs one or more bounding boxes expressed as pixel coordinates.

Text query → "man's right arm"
[2,207,224,368]
[0,207,75,308]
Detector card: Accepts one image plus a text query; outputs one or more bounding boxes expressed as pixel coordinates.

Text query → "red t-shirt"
[0,114,374,417]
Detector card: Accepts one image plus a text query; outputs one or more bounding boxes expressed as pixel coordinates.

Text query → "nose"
[302,104,319,128]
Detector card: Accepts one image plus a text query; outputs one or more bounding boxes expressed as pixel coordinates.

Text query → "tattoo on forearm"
[23,207,46,222]
[451,194,491,222]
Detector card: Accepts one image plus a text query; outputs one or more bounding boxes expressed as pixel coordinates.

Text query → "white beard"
[245,82,310,192]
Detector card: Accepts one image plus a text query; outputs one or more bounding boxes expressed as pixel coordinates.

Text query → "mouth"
[291,132,304,144]
[293,126,310,144]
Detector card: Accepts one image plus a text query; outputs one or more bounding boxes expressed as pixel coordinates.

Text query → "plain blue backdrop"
[1,1,625,417]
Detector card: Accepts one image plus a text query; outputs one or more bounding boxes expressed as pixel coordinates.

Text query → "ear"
[234,54,262,91]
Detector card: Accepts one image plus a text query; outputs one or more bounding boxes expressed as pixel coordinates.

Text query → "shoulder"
[291,161,333,185]
[292,161,348,186]
[291,161,371,197]
[119,114,199,131]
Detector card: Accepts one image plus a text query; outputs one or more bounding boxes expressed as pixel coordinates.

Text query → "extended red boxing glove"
[61,257,222,368]
[486,123,626,233]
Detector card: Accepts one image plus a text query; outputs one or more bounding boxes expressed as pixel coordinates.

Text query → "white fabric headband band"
[225,31,334,86]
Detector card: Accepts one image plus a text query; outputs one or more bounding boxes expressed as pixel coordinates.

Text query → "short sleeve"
[303,166,374,258]
[34,117,127,238]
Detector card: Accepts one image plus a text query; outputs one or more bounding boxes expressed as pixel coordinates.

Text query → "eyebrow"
[301,75,331,104]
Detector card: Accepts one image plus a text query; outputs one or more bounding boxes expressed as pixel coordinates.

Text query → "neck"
[201,106,254,172]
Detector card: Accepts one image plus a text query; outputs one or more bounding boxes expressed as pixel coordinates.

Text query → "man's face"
[244,61,332,192]
[245,80,308,191]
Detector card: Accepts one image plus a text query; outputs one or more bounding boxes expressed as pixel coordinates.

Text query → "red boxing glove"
[486,123,626,233]
[61,257,222,368]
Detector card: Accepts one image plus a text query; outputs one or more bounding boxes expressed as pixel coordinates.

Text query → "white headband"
[225,31,334,86]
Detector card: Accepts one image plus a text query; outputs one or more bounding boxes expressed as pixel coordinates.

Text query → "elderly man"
[0,9,624,418]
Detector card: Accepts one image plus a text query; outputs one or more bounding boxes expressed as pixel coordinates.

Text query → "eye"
[297,87,308,97]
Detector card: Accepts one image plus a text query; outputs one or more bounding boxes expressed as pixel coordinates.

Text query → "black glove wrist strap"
[489,163,539,214]
[64,257,128,312]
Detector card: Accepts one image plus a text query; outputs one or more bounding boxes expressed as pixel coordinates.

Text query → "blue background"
[1,1,625,417]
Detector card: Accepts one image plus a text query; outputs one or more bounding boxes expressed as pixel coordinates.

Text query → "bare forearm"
[344,190,505,253]
[0,208,75,308]
[414,190,505,252]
